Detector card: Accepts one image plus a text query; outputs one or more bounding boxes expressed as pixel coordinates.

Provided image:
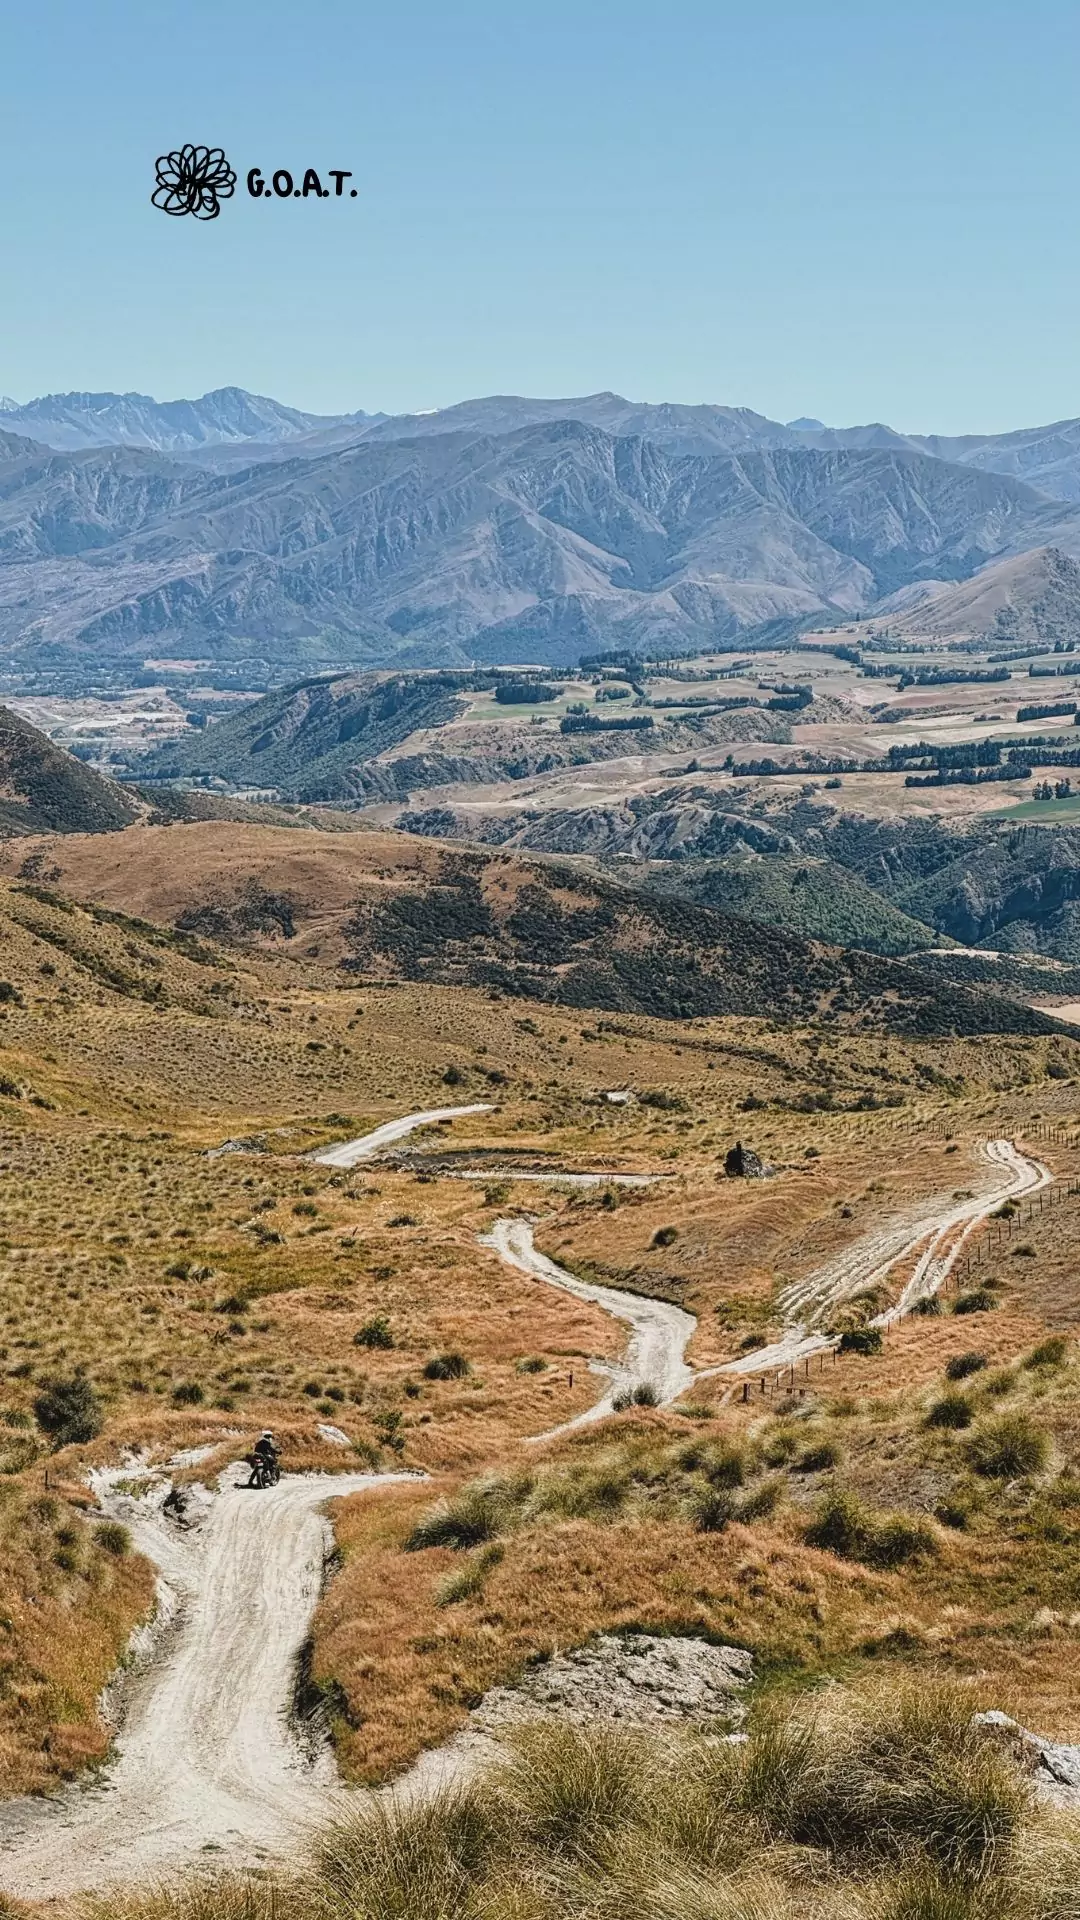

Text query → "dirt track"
[481,1217,696,1437]
[0,1466,416,1901]
[310,1102,494,1168]
[0,1122,1053,1900]
[711,1138,1050,1379]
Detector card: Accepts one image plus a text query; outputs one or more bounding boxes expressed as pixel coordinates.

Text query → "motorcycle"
[247,1454,280,1489]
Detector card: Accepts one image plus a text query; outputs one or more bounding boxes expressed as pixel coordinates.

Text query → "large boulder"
[724,1140,766,1178]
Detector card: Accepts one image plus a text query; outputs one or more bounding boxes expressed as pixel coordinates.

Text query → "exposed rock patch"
[975,1710,1080,1803]
[470,1634,752,1733]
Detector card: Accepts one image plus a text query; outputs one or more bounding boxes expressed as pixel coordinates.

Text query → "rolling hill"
[871,545,1080,646]
[0,820,1061,1038]
[0,704,139,835]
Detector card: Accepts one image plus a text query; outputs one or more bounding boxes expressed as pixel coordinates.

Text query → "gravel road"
[481,1216,696,1437]
[0,1466,417,1901]
[310,1103,495,1168]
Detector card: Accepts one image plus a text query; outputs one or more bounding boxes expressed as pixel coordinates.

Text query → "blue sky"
[4,0,1080,431]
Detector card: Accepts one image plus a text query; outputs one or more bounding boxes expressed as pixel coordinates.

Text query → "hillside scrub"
[0,1480,154,1795]
[965,1414,1051,1479]
[805,1488,937,1570]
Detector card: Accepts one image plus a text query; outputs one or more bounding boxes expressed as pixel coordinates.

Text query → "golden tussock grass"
[74,1672,1080,1920]
[0,1481,154,1797]
[312,1315,1080,1776]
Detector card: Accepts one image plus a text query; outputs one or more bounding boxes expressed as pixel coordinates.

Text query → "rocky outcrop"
[469,1634,752,1733]
[724,1141,767,1178]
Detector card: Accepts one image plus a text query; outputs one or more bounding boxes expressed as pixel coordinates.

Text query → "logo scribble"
[152,146,237,220]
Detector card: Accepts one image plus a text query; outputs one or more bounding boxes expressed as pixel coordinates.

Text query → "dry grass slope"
[78,1676,1080,1920]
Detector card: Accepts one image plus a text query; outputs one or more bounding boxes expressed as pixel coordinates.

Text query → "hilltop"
[871,545,1080,647]
[0,703,139,834]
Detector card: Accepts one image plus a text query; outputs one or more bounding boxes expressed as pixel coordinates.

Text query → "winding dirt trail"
[309,1103,495,1168]
[0,1117,1053,1901]
[481,1218,696,1438]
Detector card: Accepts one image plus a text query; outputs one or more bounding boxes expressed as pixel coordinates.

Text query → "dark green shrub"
[926,1392,973,1430]
[838,1326,883,1357]
[679,1438,746,1488]
[374,1409,405,1455]
[95,1519,131,1557]
[737,1475,785,1521]
[1023,1336,1069,1371]
[966,1414,1050,1479]
[612,1381,659,1411]
[423,1351,471,1381]
[946,1352,987,1382]
[33,1372,103,1447]
[406,1474,530,1551]
[651,1226,678,1248]
[954,1289,996,1315]
[691,1486,735,1532]
[806,1488,935,1569]
[171,1382,204,1406]
[355,1316,394,1350]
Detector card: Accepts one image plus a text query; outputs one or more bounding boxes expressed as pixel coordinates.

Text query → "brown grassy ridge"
[2,817,1072,1043]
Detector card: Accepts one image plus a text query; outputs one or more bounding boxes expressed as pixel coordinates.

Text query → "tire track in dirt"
[0,1467,417,1900]
[707,1138,1050,1380]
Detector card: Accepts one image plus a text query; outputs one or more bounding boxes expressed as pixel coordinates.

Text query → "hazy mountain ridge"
[0,387,377,454]
[3,418,1080,668]
[12,384,1080,501]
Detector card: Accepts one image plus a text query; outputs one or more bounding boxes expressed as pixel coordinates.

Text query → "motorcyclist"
[247,1430,279,1487]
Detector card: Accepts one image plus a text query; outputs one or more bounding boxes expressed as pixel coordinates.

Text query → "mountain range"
[8,387,1080,669]
[10,386,1080,497]
[0,387,380,455]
